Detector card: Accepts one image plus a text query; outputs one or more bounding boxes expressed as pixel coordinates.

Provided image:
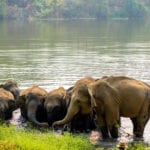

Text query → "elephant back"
[0,80,20,100]
[21,85,48,97]
[0,88,14,100]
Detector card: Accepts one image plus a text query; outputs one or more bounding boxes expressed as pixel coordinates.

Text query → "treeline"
[0,0,150,20]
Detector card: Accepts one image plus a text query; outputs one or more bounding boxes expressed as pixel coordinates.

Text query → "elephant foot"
[133,136,144,141]
[100,126,110,139]
[110,126,118,139]
[133,132,143,141]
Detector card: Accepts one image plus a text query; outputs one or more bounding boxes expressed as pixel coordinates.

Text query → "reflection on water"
[0,19,150,146]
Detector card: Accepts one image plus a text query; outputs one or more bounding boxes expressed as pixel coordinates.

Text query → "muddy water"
[0,19,150,146]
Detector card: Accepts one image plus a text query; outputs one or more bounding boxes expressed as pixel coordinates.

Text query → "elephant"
[44,87,67,126]
[16,85,49,128]
[0,80,20,101]
[87,76,150,139]
[52,76,150,139]
[65,85,97,133]
[52,77,96,130]
[0,80,19,120]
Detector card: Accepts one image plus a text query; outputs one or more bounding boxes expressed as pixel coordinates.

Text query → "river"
[0,19,150,146]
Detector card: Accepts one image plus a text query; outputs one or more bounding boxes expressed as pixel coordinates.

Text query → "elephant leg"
[133,102,149,138]
[109,119,120,139]
[100,126,109,139]
[95,109,109,139]
[109,124,119,139]
[131,118,138,135]
[104,106,119,139]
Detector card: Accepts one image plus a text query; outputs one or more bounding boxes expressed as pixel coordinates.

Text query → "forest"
[0,0,150,20]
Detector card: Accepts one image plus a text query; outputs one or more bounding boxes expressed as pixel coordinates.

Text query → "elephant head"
[0,88,17,120]
[44,87,67,126]
[52,77,95,128]
[17,86,49,128]
[0,80,20,101]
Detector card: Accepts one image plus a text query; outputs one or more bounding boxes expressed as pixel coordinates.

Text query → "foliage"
[0,0,6,19]
[0,0,150,19]
[119,0,147,19]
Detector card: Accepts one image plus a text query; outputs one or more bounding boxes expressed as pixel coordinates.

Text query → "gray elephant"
[16,85,49,127]
[0,80,19,120]
[52,76,150,139]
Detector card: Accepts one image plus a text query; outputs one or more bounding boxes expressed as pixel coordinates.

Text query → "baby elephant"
[0,80,19,120]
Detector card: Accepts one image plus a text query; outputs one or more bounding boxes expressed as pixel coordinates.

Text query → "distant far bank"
[0,0,150,20]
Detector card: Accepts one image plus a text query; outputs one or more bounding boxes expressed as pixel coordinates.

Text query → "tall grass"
[0,124,94,150]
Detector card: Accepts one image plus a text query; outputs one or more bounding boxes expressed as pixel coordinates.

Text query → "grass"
[0,123,94,150]
[0,123,149,150]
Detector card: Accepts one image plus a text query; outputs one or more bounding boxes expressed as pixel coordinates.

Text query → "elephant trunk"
[52,102,79,127]
[27,101,49,128]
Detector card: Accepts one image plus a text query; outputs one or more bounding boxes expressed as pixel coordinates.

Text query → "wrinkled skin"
[88,76,150,139]
[52,77,96,131]
[44,87,67,126]
[16,86,49,128]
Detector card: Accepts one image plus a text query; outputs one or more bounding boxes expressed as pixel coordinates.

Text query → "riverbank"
[0,123,94,150]
[0,123,149,150]
[0,0,150,20]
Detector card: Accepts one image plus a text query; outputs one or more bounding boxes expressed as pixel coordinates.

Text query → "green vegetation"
[0,124,94,150]
[0,0,150,19]
[0,123,149,150]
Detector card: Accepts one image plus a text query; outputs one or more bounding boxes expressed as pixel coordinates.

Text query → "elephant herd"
[0,76,150,140]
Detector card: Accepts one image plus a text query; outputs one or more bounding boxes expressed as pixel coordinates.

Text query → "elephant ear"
[87,85,98,108]
[77,84,93,105]
[65,86,74,108]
